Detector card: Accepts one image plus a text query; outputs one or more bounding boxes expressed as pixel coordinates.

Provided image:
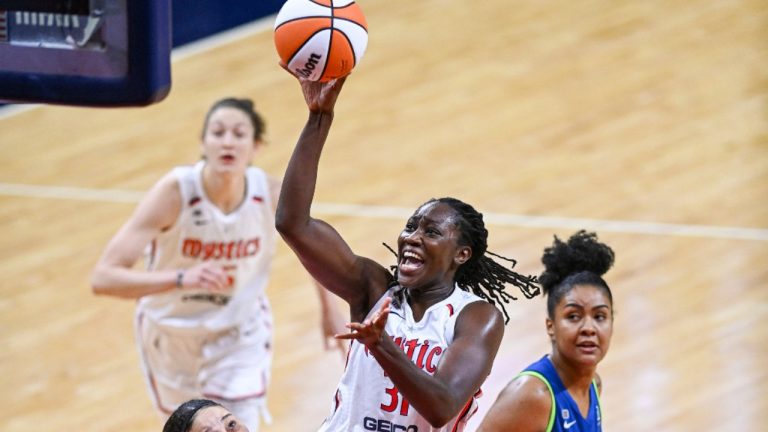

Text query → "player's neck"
[548,352,596,393]
[404,283,454,321]
[203,170,246,214]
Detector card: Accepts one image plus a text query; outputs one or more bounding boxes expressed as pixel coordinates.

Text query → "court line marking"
[3,18,763,242]
[1,182,766,242]
[0,103,41,121]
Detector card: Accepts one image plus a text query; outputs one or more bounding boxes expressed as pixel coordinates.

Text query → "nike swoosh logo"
[564,420,576,429]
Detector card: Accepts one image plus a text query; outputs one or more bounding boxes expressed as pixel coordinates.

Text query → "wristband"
[176,270,184,289]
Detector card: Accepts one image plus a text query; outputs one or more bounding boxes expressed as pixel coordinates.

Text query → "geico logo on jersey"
[182,237,260,260]
[365,337,444,374]
[363,416,418,432]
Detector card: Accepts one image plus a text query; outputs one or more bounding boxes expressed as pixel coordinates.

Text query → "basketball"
[274,0,368,82]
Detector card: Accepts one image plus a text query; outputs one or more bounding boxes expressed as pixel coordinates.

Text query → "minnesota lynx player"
[478,231,615,432]
[91,98,345,431]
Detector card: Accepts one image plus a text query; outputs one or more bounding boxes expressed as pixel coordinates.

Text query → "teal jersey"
[519,355,602,432]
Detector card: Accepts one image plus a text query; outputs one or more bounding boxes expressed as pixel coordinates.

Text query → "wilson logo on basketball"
[181,237,260,260]
[294,53,322,78]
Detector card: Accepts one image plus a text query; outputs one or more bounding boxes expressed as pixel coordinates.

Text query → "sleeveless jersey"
[136,161,277,331]
[519,355,602,432]
[318,285,485,432]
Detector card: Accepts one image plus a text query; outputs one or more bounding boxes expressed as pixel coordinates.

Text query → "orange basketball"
[274,0,368,82]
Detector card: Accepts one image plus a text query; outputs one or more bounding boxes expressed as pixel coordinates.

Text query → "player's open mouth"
[576,341,598,353]
[399,250,424,273]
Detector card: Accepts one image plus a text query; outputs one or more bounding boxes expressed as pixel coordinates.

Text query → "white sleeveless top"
[318,285,485,432]
[136,161,277,331]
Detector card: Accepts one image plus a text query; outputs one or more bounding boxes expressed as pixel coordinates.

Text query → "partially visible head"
[202,98,265,141]
[541,230,615,366]
[200,98,266,172]
[163,399,249,432]
[393,197,539,320]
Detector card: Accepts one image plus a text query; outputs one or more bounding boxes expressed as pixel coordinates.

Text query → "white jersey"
[319,285,485,432]
[137,161,277,331]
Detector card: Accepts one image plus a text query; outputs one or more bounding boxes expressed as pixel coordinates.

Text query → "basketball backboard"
[0,0,171,106]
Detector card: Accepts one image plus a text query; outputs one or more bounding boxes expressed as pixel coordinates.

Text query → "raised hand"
[300,76,347,113]
[281,62,347,113]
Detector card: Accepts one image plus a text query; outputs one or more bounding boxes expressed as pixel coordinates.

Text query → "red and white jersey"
[137,161,277,331]
[319,285,485,432]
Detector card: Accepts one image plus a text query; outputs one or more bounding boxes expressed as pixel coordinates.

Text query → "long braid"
[385,198,540,323]
[443,198,539,322]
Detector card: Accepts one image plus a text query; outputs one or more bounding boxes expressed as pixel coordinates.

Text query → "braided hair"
[163,399,222,432]
[386,197,540,323]
[539,230,615,318]
[202,97,266,141]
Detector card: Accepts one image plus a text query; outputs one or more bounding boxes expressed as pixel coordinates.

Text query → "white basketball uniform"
[319,285,485,432]
[135,161,277,431]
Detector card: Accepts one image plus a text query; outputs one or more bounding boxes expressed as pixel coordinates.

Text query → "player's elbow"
[90,266,111,296]
[274,210,304,243]
[274,215,291,237]
[423,412,453,429]
[421,400,465,428]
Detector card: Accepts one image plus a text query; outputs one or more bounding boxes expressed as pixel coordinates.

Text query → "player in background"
[477,230,615,432]
[275,72,540,431]
[91,97,346,431]
[163,399,248,432]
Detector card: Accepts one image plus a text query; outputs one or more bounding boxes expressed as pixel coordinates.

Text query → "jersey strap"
[592,378,602,424]
[517,370,556,432]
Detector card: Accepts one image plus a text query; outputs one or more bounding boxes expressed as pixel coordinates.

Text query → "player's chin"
[397,267,423,288]
[211,160,244,173]
[572,348,604,366]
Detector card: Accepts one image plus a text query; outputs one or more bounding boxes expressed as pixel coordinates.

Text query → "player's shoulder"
[157,164,196,193]
[480,372,552,431]
[456,299,504,327]
[452,299,504,349]
[141,168,183,203]
[503,373,553,412]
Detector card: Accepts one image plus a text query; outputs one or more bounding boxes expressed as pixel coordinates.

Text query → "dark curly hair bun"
[539,230,614,295]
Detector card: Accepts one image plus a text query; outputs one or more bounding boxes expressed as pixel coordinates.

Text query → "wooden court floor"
[0,0,766,430]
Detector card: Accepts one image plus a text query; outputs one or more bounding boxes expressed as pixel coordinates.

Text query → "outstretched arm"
[269,175,349,358]
[337,300,506,427]
[91,172,229,298]
[275,74,391,312]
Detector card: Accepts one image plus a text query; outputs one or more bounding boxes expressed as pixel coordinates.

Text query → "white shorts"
[135,312,273,431]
